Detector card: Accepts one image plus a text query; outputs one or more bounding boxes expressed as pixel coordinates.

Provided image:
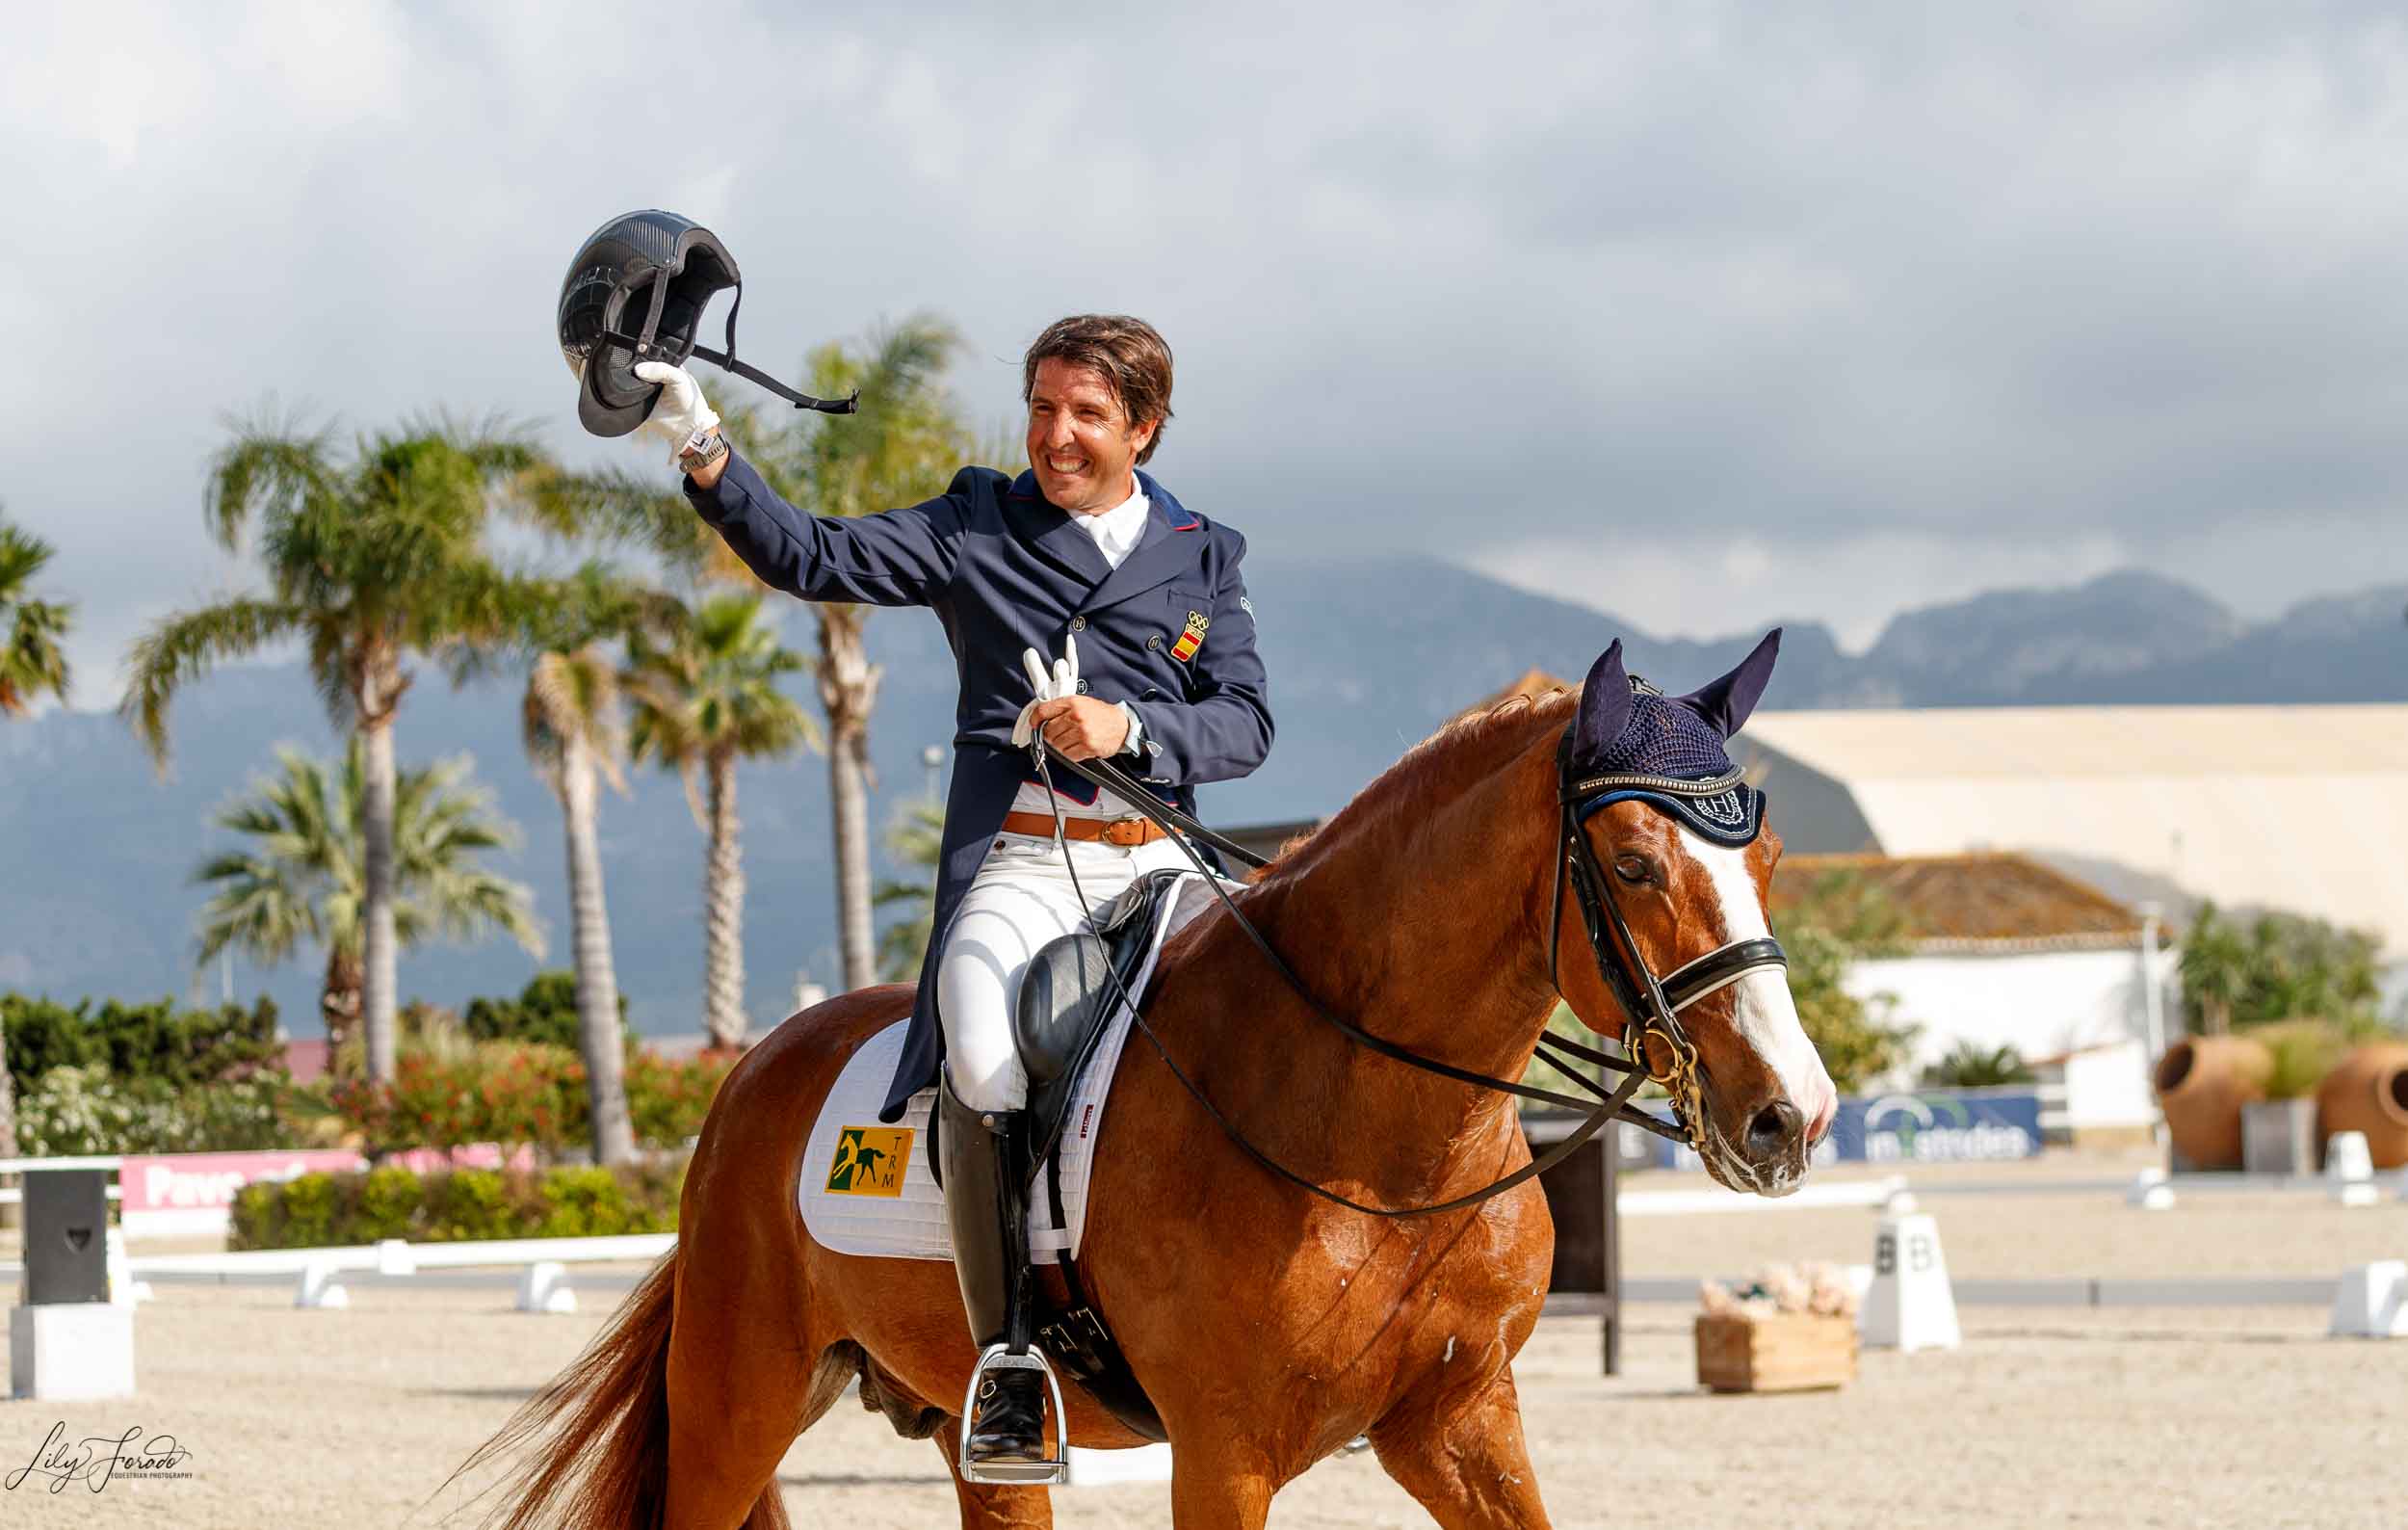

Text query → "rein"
[1032,725,1787,1218]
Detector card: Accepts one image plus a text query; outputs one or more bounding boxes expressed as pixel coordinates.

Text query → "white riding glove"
[1010,635,1080,750]
[631,361,721,464]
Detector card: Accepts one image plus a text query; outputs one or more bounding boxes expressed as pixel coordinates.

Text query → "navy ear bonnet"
[1567,631,1781,848]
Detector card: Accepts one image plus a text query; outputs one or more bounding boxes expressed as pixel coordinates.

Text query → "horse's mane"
[1252,685,1578,887]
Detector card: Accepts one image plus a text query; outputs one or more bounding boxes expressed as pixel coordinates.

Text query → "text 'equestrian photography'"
[3,6,2406,1528]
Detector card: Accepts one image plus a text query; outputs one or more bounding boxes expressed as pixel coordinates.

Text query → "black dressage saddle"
[1011,868,1187,1167]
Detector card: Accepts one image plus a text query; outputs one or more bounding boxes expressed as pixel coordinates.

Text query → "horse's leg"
[1166,1440,1278,1530]
[1370,1370,1552,1530]
[931,1429,1055,1529]
[661,1331,850,1529]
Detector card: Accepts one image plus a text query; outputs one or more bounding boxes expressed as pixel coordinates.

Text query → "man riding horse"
[628,315,1271,1470]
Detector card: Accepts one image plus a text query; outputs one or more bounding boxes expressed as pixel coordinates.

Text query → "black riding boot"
[938,1075,1047,1465]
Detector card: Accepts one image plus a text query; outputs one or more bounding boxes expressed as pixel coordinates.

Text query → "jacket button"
[1069,616,1086,632]
[1146,634,1164,650]
[1076,679,1089,694]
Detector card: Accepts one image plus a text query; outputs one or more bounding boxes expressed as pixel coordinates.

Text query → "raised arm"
[639,360,968,608]
[687,452,971,608]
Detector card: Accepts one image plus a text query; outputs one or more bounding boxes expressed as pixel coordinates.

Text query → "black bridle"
[1029,724,1787,1217]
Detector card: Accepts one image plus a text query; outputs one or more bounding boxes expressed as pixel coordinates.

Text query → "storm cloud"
[6,1,2405,701]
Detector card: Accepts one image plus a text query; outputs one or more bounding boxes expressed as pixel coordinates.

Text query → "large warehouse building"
[1734,704,2408,959]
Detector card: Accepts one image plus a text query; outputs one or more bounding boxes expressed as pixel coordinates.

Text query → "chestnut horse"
[462,671,1835,1529]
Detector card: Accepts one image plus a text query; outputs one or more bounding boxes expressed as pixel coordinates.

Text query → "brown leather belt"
[999,811,1168,847]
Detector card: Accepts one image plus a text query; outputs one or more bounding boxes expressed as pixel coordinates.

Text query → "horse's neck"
[1193,725,1562,1197]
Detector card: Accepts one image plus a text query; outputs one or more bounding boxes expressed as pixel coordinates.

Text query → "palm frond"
[0,516,58,596]
[204,411,340,551]
[119,597,307,766]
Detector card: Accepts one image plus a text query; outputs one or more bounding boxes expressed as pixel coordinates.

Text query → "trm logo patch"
[824,1125,914,1197]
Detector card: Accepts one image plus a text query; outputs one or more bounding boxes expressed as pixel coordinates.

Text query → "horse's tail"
[447,1246,777,1529]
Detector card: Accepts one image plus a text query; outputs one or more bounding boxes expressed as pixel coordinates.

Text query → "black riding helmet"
[558,209,855,437]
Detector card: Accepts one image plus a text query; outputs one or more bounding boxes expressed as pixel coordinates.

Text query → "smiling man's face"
[1025,357,1157,515]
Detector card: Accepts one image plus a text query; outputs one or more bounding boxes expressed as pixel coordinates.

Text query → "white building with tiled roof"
[1773,853,2174,1095]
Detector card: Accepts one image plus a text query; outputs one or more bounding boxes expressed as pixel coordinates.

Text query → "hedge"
[229,1160,687,1250]
[323,1042,732,1154]
[13,1064,294,1157]
[2,992,282,1097]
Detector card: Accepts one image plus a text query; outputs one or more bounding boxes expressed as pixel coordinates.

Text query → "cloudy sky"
[6,2,2405,708]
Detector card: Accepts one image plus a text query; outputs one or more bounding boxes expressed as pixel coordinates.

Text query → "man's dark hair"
[1021,314,1175,464]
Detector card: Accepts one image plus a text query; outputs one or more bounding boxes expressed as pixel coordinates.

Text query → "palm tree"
[2179,902,2249,1038]
[0,510,73,719]
[194,741,542,1059]
[522,568,657,1166]
[0,506,73,1158]
[872,800,947,982]
[123,415,562,1080]
[625,594,818,1049]
[722,318,982,991]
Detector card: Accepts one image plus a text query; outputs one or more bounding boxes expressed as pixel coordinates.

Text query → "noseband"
[1027,723,1789,1217]
[1539,728,1790,1150]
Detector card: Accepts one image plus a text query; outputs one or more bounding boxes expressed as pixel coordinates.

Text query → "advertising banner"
[1653,1089,2046,1171]
[117,1148,367,1236]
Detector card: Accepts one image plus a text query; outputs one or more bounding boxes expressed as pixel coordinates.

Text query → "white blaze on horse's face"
[1676,826,1839,1195]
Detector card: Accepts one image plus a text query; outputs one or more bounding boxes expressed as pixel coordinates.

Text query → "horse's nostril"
[1746,1100,1803,1158]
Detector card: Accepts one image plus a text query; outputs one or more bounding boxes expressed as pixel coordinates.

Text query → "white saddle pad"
[799,872,1224,1264]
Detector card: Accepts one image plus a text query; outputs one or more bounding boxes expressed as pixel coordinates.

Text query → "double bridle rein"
[1031,723,1789,1218]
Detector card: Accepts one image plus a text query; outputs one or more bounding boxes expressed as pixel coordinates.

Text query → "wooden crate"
[1693,1312,1857,1393]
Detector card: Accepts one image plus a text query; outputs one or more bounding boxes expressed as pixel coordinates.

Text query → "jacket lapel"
[1083,475,1203,611]
[1002,471,1111,587]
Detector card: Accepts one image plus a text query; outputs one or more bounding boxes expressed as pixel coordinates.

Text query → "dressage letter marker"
[1859,1212,1960,1353]
[2329,1261,2408,1338]
[824,1126,915,1198]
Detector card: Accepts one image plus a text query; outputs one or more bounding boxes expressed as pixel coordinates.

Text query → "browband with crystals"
[1576,779,1765,848]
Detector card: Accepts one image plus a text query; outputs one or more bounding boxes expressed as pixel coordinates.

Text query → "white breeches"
[937,830,1191,1113]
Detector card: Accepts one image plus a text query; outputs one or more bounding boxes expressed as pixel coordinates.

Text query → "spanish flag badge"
[1170,610,1210,662]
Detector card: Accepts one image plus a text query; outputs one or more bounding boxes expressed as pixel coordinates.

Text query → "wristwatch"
[678,426,728,475]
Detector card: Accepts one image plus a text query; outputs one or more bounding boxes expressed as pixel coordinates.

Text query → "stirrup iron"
[958,1343,1069,1486]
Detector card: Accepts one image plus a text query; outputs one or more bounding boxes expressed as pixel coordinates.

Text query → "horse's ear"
[1679,628,1781,739]
[1573,641,1636,762]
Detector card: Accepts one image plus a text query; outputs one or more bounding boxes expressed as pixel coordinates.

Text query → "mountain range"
[2,561,2399,1037]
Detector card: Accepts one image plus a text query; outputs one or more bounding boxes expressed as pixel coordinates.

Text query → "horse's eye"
[1612,855,1653,886]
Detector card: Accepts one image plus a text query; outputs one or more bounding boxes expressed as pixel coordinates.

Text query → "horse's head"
[1549,632,1838,1196]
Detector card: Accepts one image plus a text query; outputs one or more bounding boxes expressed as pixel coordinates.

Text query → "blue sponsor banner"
[1652,1089,2045,1171]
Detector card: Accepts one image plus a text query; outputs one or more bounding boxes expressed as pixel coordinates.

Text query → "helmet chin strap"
[604,299,859,416]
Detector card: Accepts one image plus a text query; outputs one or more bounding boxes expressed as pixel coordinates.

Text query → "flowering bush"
[14,1064,292,1156]
[229,1160,687,1250]
[324,1042,733,1153]
[625,1048,737,1148]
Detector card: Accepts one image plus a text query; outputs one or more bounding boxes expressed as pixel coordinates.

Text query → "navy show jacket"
[685,452,1273,1121]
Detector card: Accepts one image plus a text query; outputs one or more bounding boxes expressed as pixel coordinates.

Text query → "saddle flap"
[1013,932,1115,1089]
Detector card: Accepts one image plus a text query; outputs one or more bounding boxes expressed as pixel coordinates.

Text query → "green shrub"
[1773,872,1920,1095]
[625,1049,736,1146]
[275,1172,339,1249]
[2181,904,2386,1037]
[325,1042,730,1153]
[228,1161,686,1250]
[3,992,282,1098]
[463,971,631,1053]
[1922,1042,2037,1090]
[13,1064,296,1155]
[2258,1018,2347,1101]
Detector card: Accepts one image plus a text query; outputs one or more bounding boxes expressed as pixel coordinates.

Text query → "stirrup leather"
[958,1344,1069,1486]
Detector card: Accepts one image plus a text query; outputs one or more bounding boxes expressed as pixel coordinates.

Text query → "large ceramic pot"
[2316,1042,2408,1170]
[2154,1036,2272,1171]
